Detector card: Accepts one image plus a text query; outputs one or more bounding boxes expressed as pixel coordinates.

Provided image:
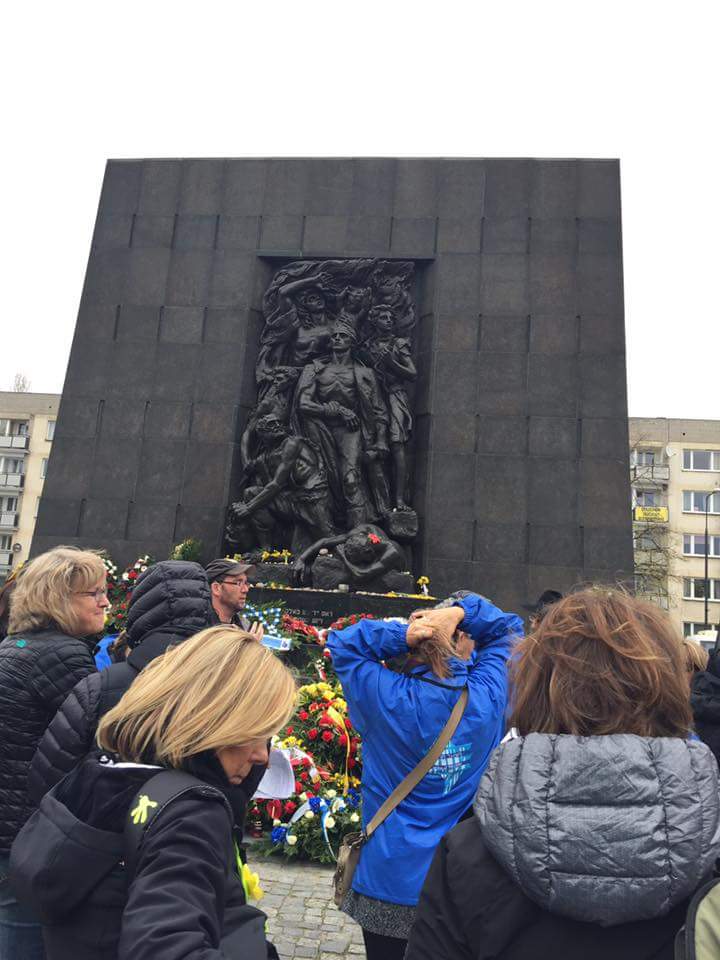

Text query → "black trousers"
[362,928,407,960]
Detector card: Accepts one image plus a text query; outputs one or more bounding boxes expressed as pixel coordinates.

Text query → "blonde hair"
[97,626,297,767]
[683,637,710,673]
[9,546,106,636]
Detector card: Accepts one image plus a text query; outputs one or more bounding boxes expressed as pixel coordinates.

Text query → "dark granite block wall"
[34,158,633,612]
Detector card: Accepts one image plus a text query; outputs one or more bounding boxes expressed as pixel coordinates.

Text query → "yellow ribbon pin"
[130,795,158,825]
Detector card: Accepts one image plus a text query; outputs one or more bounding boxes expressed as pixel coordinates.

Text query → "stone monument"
[33,158,634,614]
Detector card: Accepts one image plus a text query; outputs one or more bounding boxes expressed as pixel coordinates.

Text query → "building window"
[0,534,11,551]
[683,449,720,471]
[683,578,720,601]
[15,421,29,437]
[631,449,657,467]
[0,497,18,513]
[40,458,48,480]
[633,489,659,508]
[0,457,23,475]
[35,496,40,518]
[46,420,56,441]
[684,622,709,637]
[634,531,659,551]
[684,534,720,557]
[683,491,720,514]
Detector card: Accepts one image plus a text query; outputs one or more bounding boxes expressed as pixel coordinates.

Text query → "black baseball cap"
[205,559,255,584]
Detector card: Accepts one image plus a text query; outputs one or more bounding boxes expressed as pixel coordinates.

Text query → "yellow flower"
[304,811,314,820]
[286,834,298,846]
[326,789,337,799]
[273,818,281,826]
[350,813,360,823]
[240,863,264,902]
[325,815,336,829]
[417,576,430,587]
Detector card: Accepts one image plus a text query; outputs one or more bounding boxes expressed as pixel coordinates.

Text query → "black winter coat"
[28,560,214,802]
[28,560,267,824]
[691,660,720,766]
[405,820,691,960]
[11,757,271,960]
[0,627,96,852]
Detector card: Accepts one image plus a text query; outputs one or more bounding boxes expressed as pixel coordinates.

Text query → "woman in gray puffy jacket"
[406,588,720,960]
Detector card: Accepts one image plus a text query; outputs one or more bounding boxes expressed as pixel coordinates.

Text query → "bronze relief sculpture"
[227,259,418,587]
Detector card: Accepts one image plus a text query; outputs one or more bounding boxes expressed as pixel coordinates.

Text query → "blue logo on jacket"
[430,741,472,794]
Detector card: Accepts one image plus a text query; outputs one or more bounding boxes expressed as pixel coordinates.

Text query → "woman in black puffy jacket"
[0,546,107,960]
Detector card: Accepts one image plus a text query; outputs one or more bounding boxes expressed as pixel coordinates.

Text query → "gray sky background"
[2,1,717,420]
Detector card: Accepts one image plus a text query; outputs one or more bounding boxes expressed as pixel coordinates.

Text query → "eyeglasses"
[220,578,248,587]
[74,588,109,601]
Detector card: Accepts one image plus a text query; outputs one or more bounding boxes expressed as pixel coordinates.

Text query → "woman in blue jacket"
[327,593,522,960]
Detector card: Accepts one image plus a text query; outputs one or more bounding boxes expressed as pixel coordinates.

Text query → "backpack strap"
[675,877,720,960]
[123,770,232,881]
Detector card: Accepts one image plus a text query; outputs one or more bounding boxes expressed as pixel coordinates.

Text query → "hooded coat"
[690,657,720,765]
[28,561,214,802]
[327,594,522,907]
[405,734,720,960]
[10,756,270,960]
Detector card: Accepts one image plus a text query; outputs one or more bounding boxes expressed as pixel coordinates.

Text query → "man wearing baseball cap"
[205,559,255,629]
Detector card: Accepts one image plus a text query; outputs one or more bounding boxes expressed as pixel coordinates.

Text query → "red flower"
[321,730,333,743]
[266,799,282,820]
[348,757,357,768]
[300,772,308,782]
[368,533,381,544]
[286,726,294,735]
[323,648,332,659]
[298,710,309,721]
[338,734,348,746]
[294,780,302,793]
[308,728,318,740]
[128,570,138,580]
[284,800,297,815]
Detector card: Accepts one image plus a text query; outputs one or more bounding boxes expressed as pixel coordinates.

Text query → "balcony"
[0,512,18,529]
[0,550,12,567]
[0,436,28,451]
[630,464,670,484]
[0,474,24,489]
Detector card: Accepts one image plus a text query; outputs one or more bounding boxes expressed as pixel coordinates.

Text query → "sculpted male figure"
[227,414,335,551]
[296,318,390,527]
[293,523,405,587]
[359,304,417,509]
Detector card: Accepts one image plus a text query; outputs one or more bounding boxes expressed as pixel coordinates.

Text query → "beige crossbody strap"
[364,687,469,839]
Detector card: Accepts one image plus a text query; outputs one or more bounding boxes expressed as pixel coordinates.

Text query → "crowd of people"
[1,546,720,959]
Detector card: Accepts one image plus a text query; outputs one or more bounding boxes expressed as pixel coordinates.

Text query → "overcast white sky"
[2,1,717,420]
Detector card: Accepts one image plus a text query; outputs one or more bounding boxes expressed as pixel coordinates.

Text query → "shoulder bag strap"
[123,769,232,880]
[365,686,468,839]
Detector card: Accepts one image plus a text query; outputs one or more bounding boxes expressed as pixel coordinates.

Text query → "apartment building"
[0,392,60,583]
[629,418,720,638]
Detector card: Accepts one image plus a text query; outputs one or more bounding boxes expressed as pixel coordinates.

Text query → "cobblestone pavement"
[254,854,366,959]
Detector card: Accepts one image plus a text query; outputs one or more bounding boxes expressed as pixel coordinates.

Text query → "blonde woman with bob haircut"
[0,546,106,960]
[9,626,295,960]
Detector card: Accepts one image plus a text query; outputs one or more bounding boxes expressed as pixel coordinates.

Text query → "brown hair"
[683,637,710,674]
[510,587,693,737]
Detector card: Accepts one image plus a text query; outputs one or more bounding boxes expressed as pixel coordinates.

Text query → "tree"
[12,373,30,393]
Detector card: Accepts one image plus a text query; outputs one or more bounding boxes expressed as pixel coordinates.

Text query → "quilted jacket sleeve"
[27,671,101,803]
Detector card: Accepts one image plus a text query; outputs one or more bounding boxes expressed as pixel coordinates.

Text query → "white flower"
[324,815,336,829]
[304,811,314,820]
[299,792,308,801]
[140,565,147,572]
[122,573,129,581]
[273,819,281,826]
[325,789,337,799]
[286,834,298,846]
[350,813,360,823]
[331,798,346,813]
